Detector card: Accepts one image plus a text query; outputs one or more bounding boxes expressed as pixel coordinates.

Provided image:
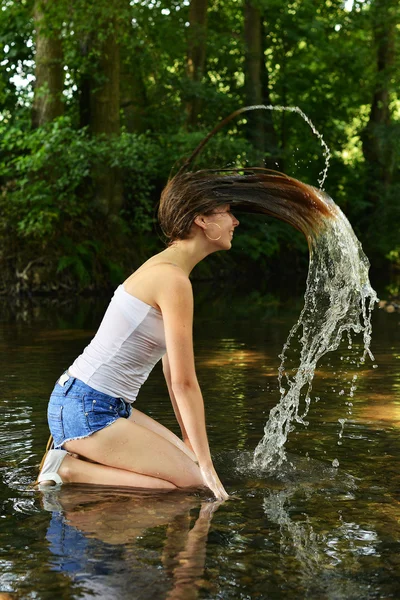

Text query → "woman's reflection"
[42,487,222,599]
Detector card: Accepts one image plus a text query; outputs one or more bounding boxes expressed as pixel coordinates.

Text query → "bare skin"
[45,205,240,498]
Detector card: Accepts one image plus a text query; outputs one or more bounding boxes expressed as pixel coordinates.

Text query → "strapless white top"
[69,285,166,403]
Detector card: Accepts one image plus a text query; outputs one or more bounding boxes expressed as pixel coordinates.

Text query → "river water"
[1,286,399,599]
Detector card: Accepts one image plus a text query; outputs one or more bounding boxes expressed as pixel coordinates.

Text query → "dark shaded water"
[1,288,399,599]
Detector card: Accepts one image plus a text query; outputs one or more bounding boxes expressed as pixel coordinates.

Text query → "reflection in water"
[41,488,221,600]
[355,352,400,427]
[1,298,400,599]
[263,483,383,598]
[264,489,324,574]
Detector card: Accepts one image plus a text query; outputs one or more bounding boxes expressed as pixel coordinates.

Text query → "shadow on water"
[1,288,400,598]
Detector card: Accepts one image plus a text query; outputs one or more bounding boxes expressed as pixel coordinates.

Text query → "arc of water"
[247,105,331,189]
[176,104,331,190]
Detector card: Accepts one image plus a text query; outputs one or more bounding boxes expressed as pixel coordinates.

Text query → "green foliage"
[0,117,165,288]
[0,116,260,289]
[0,0,399,292]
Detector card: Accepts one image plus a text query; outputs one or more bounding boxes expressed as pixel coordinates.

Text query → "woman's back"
[69,285,166,403]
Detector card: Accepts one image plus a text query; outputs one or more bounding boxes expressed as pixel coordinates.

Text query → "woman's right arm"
[155,269,228,500]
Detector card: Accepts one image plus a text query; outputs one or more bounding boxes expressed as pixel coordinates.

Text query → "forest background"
[0,0,399,295]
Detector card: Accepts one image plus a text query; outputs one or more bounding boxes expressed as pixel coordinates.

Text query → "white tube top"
[69,285,166,403]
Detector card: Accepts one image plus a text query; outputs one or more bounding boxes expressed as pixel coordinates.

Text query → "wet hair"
[158,167,335,245]
[158,170,233,243]
[158,107,336,246]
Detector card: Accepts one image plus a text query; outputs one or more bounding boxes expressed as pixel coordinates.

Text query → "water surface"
[1,288,399,599]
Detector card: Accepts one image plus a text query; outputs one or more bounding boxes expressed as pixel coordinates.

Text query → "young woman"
[37,174,240,499]
[37,166,329,498]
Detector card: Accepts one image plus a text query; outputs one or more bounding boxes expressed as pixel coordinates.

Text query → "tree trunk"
[32,0,64,128]
[244,0,265,159]
[90,20,122,216]
[186,0,208,128]
[120,47,148,134]
[260,17,279,168]
[78,34,92,129]
[362,0,396,204]
[90,33,120,137]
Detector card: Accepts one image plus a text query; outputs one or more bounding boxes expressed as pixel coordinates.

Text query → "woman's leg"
[63,418,204,490]
[59,454,177,489]
[129,408,197,462]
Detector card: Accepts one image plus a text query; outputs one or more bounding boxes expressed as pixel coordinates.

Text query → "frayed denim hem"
[54,417,119,450]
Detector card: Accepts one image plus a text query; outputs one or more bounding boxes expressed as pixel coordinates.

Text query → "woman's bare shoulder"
[124,261,191,309]
[126,260,188,285]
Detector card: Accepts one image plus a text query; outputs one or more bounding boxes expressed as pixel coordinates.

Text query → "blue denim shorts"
[48,375,132,449]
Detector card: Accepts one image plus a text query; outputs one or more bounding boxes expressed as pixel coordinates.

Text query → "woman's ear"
[194,215,207,231]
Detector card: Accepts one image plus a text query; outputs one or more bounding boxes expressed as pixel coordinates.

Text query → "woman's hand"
[199,464,229,500]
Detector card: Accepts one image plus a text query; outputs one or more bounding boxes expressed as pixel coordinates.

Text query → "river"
[1,284,399,599]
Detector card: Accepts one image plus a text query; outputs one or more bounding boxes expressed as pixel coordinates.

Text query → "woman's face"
[206,204,240,249]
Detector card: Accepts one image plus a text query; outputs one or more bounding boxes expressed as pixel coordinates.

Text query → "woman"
[38,174,240,499]
[37,164,329,498]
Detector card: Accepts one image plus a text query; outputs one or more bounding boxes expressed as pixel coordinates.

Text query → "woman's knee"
[172,461,204,490]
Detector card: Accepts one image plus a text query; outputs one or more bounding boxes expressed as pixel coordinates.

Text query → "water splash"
[176,104,331,189]
[246,104,331,189]
[171,104,377,472]
[252,189,378,472]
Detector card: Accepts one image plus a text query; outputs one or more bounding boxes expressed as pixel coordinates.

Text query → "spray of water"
[171,104,377,472]
[176,104,331,190]
[252,189,378,472]
[245,104,331,189]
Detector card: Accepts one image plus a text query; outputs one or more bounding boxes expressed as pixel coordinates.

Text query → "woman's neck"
[158,238,212,276]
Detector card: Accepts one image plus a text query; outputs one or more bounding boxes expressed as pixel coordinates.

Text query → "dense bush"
[1,117,292,291]
[1,0,398,294]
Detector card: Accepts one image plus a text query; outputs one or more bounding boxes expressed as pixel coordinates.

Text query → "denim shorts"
[48,375,132,449]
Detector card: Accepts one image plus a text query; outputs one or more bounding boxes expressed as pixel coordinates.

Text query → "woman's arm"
[162,354,194,453]
[155,270,228,500]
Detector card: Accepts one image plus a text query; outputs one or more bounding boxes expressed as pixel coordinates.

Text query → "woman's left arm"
[162,353,194,453]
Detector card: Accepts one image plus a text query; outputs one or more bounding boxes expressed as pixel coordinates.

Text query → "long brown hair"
[158,107,336,245]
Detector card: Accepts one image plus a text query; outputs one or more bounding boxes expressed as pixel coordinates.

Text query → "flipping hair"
[158,108,337,245]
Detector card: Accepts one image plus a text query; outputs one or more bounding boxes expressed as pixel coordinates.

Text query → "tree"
[186,0,209,128]
[244,0,279,164]
[32,0,64,127]
[90,16,121,215]
[244,0,264,156]
[1,0,399,292]
[120,46,149,134]
[69,0,127,216]
[361,0,397,204]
